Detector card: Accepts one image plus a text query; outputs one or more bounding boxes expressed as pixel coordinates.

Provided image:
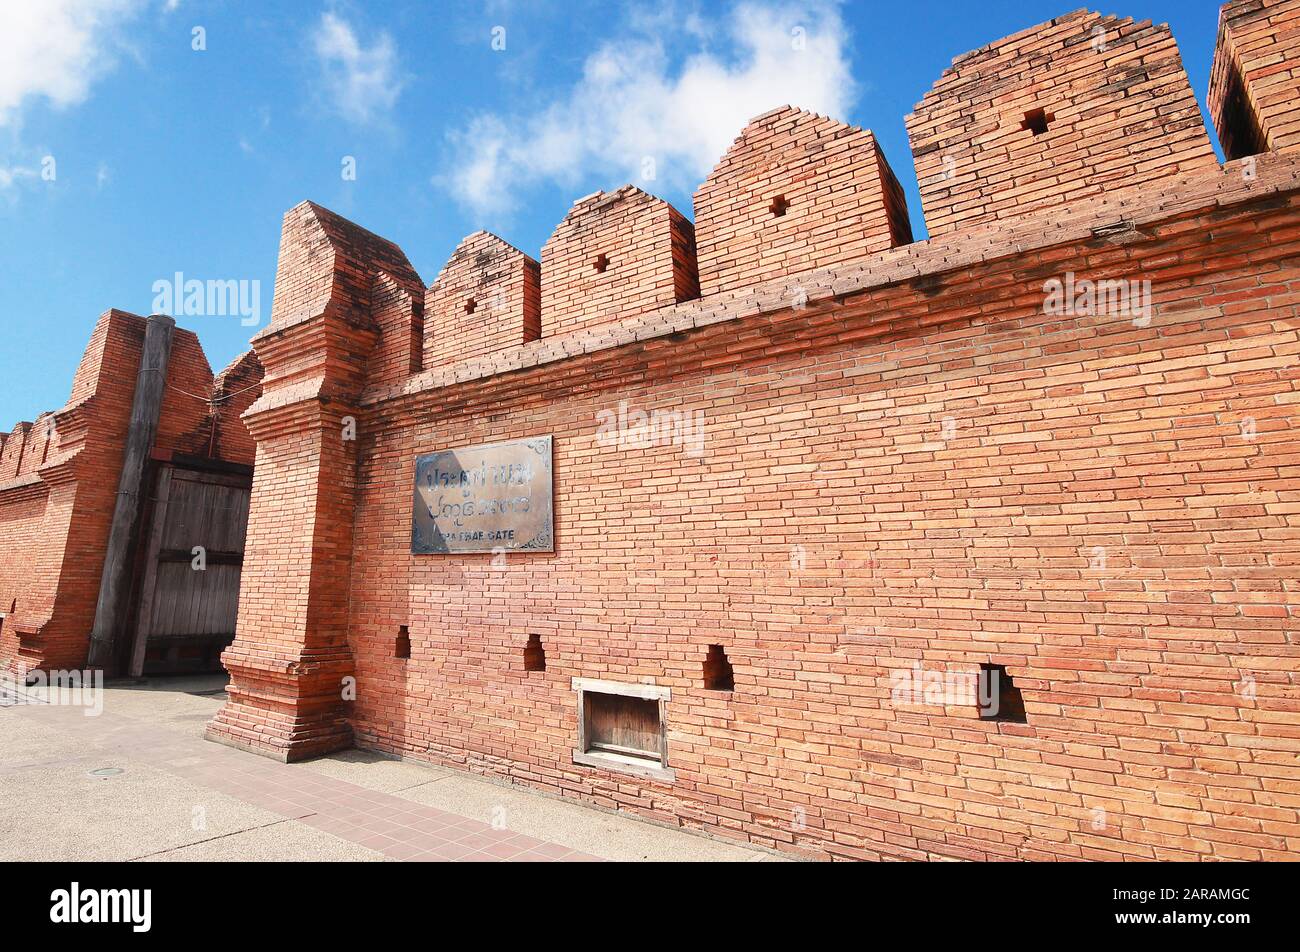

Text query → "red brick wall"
[425,231,540,368]
[694,106,911,297]
[154,328,218,459]
[17,415,54,475]
[341,167,1300,860]
[209,203,395,760]
[908,10,1218,238]
[540,186,699,338]
[0,423,31,479]
[0,310,141,673]
[1209,0,1300,159]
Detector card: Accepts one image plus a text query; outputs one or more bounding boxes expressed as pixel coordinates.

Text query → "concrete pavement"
[0,675,784,862]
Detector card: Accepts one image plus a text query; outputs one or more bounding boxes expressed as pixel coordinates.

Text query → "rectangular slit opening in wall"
[395,625,410,660]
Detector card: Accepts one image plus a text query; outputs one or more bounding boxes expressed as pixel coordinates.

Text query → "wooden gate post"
[86,314,175,673]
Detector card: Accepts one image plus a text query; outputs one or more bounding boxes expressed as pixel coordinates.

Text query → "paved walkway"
[0,675,781,863]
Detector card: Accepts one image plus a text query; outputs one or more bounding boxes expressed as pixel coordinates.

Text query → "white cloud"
[0,0,145,193]
[311,12,406,125]
[442,0,855,218]
[0,0,145,129]
[0,165,36,190]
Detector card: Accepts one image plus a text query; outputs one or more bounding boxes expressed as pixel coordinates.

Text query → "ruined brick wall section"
[694,106,912,297]
[0,312,261,674]
[153,328,216,459]
[541,186,698,338]
[212,351,263,464]
[0,423,31,480]
[0,310,144,673]
[17,415,54,475]
[1209,0,1300,159]
[266,202,423,389]
[423,231,541,368]
[908,10,1218,238]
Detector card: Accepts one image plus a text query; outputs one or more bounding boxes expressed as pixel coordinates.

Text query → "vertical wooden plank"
[128,467,172,677]
[181,477,207,637]
[658,698,668,766]
[87,314,176,672]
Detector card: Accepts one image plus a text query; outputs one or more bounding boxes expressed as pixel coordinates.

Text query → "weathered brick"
[695,106,911,296]
[908,10,1219,238]
[1209,0,1300,158]
[541,185,698,337]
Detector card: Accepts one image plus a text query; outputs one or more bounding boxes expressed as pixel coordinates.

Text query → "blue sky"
[0,0,1228,428]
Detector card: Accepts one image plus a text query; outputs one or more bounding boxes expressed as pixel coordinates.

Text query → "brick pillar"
[205,314,375,761]
[205,200,422,762]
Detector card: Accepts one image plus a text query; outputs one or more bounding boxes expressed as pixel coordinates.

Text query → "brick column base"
[206,649,354,762]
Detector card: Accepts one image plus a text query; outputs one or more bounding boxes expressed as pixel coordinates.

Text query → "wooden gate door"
[128,465,251,676]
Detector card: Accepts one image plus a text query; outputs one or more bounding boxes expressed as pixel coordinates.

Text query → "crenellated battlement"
[1209,0,1300,158]
[695,105,911,296]
[425,231,540,368]
[14,2,1299,446]
[907,9,1218,237]
[540,185,699,339]
[378,3,1300,383]
[0,421,35,482]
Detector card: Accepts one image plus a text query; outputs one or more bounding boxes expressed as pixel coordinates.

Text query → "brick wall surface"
[208,203,395,760]
[908,10,1219,238]
[0,310,143,673]
[212,350,264,462]
[695,106,911,297]
[333,156,1300,860]
[540,185,699,338]
[1209,0,1300,158]
[0,423,31,480]
[424,231,540,368]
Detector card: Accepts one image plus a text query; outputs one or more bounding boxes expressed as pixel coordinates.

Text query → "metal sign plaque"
[411,435,554,554]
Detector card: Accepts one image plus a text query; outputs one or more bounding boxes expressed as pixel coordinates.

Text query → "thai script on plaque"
[411,435,553,554]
